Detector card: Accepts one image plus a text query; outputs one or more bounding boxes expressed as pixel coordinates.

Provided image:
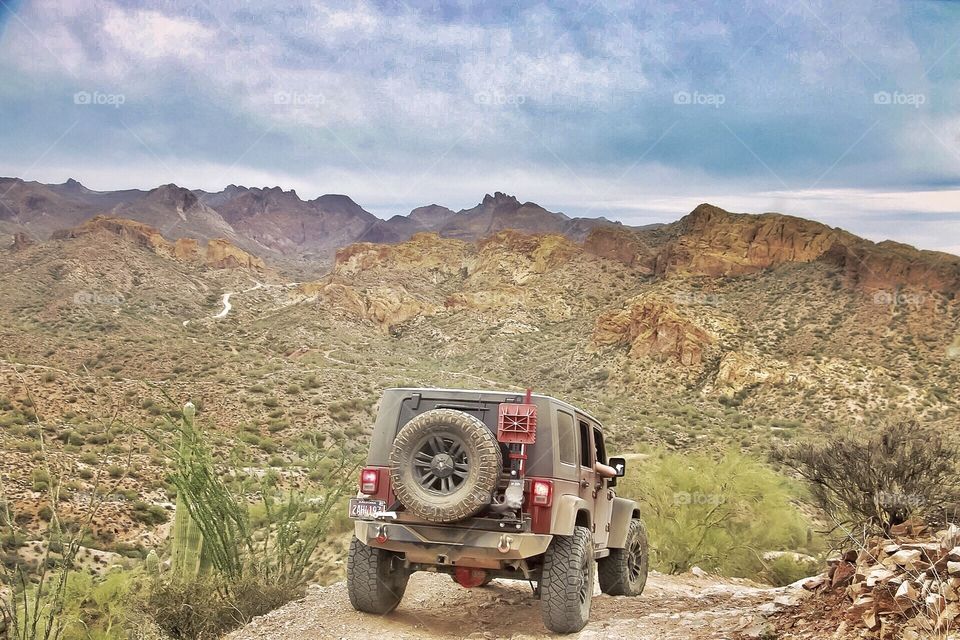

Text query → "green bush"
[618,449,818,580]
[761,554,821,587]
[31,469,51,492]
[131,501,169,526]
[5,569,136,640]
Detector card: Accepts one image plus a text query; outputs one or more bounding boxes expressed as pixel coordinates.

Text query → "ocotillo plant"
[168,402,248,580]
[170,402,205,577]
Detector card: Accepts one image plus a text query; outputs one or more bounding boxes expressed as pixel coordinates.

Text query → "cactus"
[144,549,160,574]
[170,402,205,577]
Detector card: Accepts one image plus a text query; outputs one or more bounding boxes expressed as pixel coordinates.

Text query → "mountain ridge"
[2,179,958,283]
[0,178,644,265]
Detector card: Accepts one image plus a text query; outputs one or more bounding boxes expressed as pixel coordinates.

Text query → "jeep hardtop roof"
[382,387,603,427]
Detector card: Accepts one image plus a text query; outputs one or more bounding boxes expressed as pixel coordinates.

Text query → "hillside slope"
[0,201,957,561]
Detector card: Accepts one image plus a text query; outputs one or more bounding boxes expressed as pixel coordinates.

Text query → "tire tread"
[540,525,594,633]
[347,537,408,614]
[598,518,648,596]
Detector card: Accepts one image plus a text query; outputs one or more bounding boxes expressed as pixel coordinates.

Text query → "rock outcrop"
[11,232,34,251]
[712,351,811,392]
[300,279,434,331]
[470,231,578,284]
[593,295,713,365]
[654,204,848,277]
[53,216,265,269]
[334,233,469,277]
[206,238,266,269]
[822,240,960,294]
[585,203,960,300]
[584,225,656,272]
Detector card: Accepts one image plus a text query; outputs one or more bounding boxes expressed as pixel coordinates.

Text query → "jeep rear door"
[577,417,612,548]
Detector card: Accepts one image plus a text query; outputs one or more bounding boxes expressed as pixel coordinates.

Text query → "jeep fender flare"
[552,494,592,536]
[607,497,641,549]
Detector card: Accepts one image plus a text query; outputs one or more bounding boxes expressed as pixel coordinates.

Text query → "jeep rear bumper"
[354,520,552,564]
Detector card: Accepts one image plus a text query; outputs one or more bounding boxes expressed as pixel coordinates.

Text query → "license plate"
[349,498,386,520]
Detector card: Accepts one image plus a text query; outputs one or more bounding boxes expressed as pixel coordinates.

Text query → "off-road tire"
[347,536,409,614]
[540,525,594,633]
[389,409,502,523]
[598,518,649,596]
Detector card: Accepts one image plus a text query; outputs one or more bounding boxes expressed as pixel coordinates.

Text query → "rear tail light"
[531,479,553,507]
[360,468,379,495]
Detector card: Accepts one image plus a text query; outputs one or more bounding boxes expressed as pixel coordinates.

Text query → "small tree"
[772,420,960,534]
[620,450,815,578]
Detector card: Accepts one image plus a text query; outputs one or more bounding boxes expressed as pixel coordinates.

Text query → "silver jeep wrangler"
[346,388,649,633]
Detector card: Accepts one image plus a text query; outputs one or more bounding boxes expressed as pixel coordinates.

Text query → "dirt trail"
[230,570,808,640]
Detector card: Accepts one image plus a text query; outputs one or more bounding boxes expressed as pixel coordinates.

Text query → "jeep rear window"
[396,397,498,435]
[556,410,577,465]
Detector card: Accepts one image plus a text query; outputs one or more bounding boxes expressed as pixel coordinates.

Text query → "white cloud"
[101,8,215,60]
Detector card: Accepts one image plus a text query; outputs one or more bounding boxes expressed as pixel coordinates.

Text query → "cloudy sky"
[1,0,959,253]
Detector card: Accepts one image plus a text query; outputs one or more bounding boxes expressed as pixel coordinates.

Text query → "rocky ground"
[229,570,824,640]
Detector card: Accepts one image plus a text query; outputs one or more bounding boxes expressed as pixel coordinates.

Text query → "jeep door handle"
[580,480,590,489]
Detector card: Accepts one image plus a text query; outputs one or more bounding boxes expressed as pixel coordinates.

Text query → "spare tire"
[389,409,502,523]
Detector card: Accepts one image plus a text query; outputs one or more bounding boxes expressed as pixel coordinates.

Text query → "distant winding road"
[183,280,299,326]
[213,292,233,319]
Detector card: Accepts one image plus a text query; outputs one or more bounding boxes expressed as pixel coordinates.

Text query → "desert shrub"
[131,501,169,526]
[147,574,294,639]
[257,438,279,454]
[16,440,40,454]
[772,419,960,534]
[761,554,821,587]
[6,570,135,640]
[619,450,817,580]
[31,469,51,492]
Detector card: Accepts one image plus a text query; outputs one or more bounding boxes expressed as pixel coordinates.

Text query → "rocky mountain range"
[0,178,631,271]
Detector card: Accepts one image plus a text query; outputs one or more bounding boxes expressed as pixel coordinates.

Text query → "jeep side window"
[593,427,606,464]
[578,421,592,468]
[556,410,577,465]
